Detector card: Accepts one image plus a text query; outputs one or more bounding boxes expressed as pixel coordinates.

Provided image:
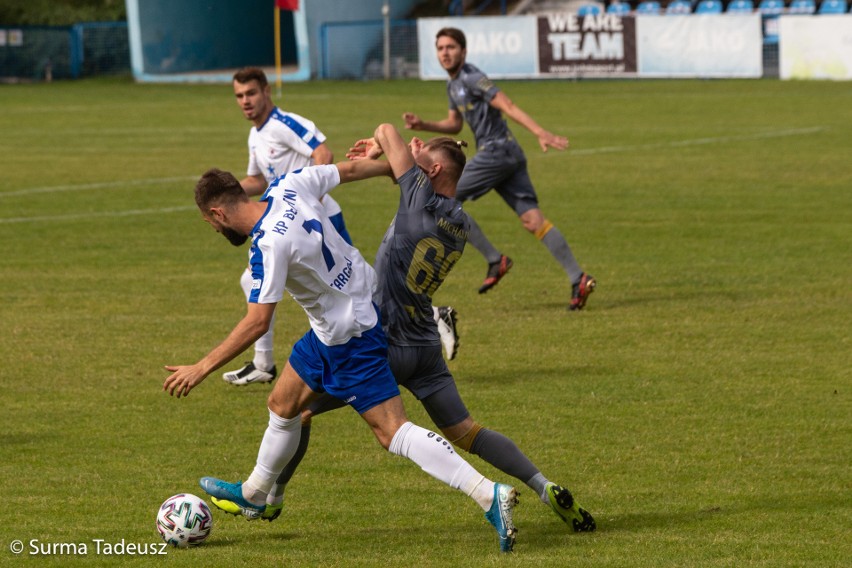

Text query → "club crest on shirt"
[476,77,494,93]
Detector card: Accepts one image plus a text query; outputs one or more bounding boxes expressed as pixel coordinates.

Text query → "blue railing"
[448,0,508,15]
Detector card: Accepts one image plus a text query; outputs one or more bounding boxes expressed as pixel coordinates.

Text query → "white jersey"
[247,107,326,184]
[248,165,377,346]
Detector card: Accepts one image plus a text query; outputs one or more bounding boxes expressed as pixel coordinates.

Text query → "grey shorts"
[456,140,539,216]
[389,343,470,429]
[306,343,470,429]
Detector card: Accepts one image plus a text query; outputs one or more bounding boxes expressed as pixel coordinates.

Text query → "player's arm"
[163,302,276,398]
[345,123,412,180]
[335,158,393,184]
[311,142,334,166]
[402,109,463,135]
[239,174,268,197]
[489,91,568,152]
[373,123,415,180]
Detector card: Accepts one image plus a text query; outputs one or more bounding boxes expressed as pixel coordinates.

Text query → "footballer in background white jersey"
[223,67,352,386]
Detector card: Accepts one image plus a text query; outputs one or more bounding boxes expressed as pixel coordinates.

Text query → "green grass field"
[1,77,850,567]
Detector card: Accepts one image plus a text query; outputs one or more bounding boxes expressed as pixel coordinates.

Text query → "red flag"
[275,0,298,9]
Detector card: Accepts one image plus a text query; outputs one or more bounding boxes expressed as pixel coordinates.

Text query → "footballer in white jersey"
[248,107,325,184]
[245,106,347,232]
[250,165,377,346]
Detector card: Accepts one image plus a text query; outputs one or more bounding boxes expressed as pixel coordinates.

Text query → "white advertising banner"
[416,14,764,80]
[636,15,763,78]
[779,16,852,80]
[417,16,539,80]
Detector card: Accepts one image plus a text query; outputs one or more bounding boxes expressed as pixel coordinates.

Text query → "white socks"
[389,422,495,511]
[252,349,275,372]
[243,411,301,504]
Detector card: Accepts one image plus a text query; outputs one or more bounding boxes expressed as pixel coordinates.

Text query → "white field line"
[0,176,197,198]
[0,206,196,225]
[560,126,826,157]
[0,127,825,225]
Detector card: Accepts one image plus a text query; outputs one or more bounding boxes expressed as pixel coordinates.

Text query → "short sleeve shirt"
[373,166,470,346]
[446,63,512,147]
[247,107,326,184]
[250,165,377,346]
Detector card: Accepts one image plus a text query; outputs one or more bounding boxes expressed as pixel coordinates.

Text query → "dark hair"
[195,168,248,210]
[424,138,468,183]
[436,27,466,50]
[232,67,268,89]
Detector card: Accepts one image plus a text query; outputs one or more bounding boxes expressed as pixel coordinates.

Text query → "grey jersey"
[374,166,469,347]
[447,63,512,147]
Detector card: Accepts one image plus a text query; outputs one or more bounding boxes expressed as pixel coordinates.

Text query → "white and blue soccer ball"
[156,493,213,548]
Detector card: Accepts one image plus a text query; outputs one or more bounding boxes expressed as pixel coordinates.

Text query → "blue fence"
[0,22,129,81]
[320,19,418,80]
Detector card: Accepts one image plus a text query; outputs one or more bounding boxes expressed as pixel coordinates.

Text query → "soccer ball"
[156,493,213,548]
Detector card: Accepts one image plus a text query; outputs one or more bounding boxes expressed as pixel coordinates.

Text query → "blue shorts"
[288,319,400,415]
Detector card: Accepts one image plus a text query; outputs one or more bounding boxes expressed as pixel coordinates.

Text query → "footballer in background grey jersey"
[403,27,596,311]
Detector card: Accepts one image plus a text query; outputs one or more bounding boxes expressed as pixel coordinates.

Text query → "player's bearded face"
[221,226,248,247]
[202,210,248,246]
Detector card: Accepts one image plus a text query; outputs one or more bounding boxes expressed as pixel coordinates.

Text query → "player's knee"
[520,209,546,234]
[267,391,295,419]
[533,219,554,240]
[447,421,484,452]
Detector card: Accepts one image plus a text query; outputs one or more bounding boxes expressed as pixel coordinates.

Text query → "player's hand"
[538,131,569,152]
[346,138,383,160]
[163,364,207,398]
[402,112,422,130]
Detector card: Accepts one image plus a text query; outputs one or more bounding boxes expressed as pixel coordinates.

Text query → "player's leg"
[398,348,538,488]
[263,394,347,520]
[330,330,518,552]
[432,305,460,360]
[394,344,595,532]
[441,413,595,533]
[455,150,515,294]
[201,331,329,519]
[498,164,595,310]
[360,397,518,552]
[223,268,277,385]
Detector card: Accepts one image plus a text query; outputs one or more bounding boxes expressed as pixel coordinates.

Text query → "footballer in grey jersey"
[374,165,469,347]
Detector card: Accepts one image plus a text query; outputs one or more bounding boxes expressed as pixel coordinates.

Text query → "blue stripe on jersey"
[261,173,286,201]
[248,201,274,303]
[248,241,265,304]
[260,170,302,202]
[271,108,321,150]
